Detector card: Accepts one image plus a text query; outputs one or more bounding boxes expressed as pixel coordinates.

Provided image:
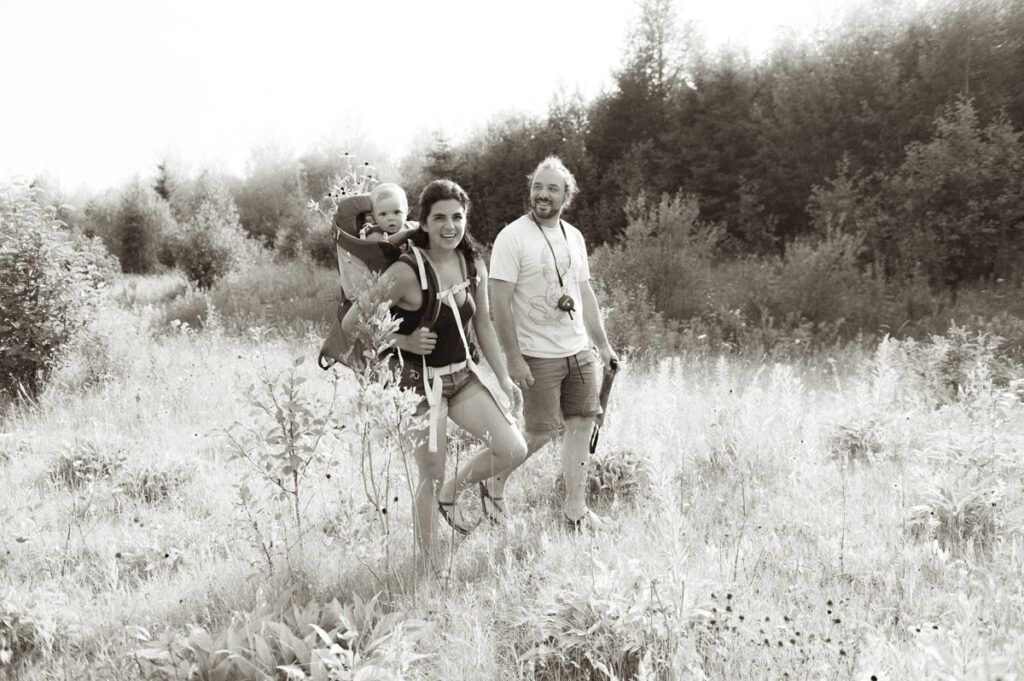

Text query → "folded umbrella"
[589,358,619,454]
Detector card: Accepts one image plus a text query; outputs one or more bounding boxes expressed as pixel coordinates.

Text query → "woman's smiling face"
[424,198,467,250]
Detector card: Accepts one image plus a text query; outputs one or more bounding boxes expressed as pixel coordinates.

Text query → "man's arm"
[578,279,618,367]
[490,279,535,388]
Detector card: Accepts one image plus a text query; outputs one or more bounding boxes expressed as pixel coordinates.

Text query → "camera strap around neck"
[529,212,571,287]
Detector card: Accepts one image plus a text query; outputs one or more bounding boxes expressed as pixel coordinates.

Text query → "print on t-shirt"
[527,239,573,327]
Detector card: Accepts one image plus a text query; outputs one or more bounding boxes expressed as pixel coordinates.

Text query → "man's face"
[529,168,567,220]
[372,194,408,234]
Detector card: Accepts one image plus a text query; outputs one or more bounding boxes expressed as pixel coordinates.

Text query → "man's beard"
[531,197,560,219]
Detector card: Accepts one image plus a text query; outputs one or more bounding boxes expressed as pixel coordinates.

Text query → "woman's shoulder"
[384,257,420,287]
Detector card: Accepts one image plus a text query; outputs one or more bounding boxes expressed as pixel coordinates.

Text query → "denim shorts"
[522,348,601,435]
[397,361,486,417]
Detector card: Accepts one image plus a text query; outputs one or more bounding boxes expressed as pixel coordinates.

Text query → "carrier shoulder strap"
[400,246,442,330]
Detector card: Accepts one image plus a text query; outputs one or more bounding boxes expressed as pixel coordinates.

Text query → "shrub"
[232,144,308,246]
[593,190,724,322]
[111,272,189,309]
[302,225,338,269]
[78,188,120,251]
[48,303,152,393]
[168,172,251,289]
[207,259,336,334]
[590,276,681,364]
[154,287,210,331]
[0,181,117,398]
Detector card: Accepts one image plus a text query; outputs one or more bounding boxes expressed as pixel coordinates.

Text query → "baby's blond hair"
[370,183,408,210]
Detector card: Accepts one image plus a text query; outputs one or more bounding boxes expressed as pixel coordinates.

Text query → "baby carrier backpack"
[317,193,418,370]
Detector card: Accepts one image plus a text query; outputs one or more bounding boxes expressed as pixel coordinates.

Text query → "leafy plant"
[516,559,707,680]
[114,462,194,505]
[134,591,427,681]
[587,447,653,502]
[225,354,338,569]
[306,154,379,227]
[0,589,61,671]
[336,274,424,567]
[826,415,888,462]
[557,447,653,504]
[907,475,1003,556]
[48,440,127,490]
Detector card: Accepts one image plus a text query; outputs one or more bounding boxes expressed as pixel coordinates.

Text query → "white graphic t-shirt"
[489,214,591,358]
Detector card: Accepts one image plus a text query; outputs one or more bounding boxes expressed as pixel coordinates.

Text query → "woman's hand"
[499,375,523,416]
[396,327,437,355]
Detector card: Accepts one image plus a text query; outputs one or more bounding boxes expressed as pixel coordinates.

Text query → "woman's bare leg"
[412,421,446,575]
[438,390,527,510]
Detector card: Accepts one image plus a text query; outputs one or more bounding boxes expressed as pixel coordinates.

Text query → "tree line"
[410,0,1024,291]
[41,0,1024,297]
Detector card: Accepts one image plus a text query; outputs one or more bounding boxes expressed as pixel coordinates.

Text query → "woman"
[342,179,526,572]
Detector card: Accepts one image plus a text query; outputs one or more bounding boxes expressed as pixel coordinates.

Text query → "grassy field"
[1,264,1023,680]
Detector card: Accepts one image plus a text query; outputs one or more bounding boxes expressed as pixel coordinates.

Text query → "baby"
[361,183,415,241]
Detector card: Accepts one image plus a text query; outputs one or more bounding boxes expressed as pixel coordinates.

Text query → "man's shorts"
[522,348,601,435]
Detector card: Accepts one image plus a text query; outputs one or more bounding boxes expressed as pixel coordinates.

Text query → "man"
[486,155,619,528]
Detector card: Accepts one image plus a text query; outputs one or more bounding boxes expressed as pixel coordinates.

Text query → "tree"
[116,179,177,273]
[882,99,1024,288]
[232,143,308,247]
[170,172,250,289]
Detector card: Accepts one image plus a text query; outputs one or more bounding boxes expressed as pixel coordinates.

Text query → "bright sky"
[0,0,843,194]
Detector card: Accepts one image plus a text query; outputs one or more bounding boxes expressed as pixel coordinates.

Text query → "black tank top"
[391,260,476,367]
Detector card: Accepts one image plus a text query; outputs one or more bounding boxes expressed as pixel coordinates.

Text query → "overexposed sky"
[0,0,841,193]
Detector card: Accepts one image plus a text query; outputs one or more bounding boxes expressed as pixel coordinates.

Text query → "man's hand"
[507,354,534,390]
[598,343,619,370]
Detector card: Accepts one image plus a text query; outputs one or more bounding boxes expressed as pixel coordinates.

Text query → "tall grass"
[1,261,1022,679]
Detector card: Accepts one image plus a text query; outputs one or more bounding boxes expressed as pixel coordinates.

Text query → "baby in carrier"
[319,182,418,370]
[335,183,417,300]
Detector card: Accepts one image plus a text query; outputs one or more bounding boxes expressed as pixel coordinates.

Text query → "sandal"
[438,500,472,535]
[563,509,608,533]
[478,481,506,524]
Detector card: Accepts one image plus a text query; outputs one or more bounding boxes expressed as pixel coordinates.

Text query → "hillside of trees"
[419,0,1024,286]
[14,0,1024,365]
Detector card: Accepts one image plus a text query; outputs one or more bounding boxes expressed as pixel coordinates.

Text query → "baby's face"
[372,194,408,234]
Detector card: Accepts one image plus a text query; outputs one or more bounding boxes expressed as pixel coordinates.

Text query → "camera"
[556,294,575,318]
